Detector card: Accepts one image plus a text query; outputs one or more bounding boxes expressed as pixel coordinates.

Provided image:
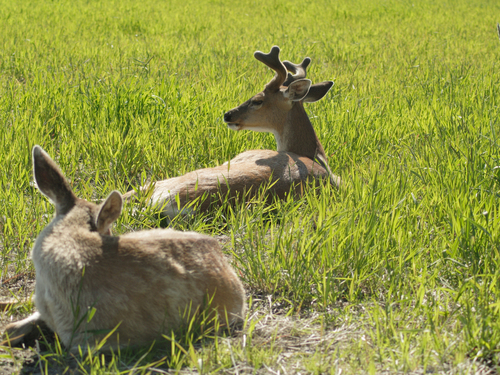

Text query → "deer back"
[125,149,330,218]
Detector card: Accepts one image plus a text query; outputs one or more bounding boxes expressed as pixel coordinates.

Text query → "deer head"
[223,46,333,162]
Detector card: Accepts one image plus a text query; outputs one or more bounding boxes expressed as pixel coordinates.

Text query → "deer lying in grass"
[124,46,340,218]
[3,146,245,351]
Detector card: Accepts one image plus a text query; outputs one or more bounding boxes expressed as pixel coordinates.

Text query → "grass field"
[1,0,500,373]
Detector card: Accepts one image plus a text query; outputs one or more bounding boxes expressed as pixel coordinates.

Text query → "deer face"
[223,46,332,137]
[224,79,312,134]
[224,89,286,133]
[223,93,266,131]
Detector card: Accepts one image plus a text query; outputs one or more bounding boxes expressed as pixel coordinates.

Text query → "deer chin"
[226,123,241,131]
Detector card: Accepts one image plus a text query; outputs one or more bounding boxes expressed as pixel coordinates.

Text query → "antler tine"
[282,57,311,86]
[254,46,287,91]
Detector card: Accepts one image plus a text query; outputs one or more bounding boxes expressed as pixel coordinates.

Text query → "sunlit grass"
[0,0,500,373]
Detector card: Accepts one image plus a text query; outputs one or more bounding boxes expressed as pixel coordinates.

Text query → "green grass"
[1,0,500,373]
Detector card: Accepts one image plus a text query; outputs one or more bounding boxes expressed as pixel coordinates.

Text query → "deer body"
[126,149,329,217]
[4,146,245,351]
[124,46,340,218]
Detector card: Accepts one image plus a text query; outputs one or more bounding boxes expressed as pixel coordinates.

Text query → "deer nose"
[223,111,232,123]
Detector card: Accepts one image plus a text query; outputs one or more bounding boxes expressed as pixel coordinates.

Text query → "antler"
[283,57,311,86]
[254,46,287,91]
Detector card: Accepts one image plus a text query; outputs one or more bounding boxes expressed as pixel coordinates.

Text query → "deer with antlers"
[124,46,340,218]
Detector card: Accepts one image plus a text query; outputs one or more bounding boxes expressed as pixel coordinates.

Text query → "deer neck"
[274,103,327,162]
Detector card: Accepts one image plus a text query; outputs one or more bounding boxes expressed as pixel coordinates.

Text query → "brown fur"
[123,150,330,217]
[3,146,246,351]
[125,46,340,218]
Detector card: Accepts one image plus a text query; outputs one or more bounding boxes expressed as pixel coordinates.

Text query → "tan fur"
[123,150,331,217]
[125,46,340,218]
[3,146,246,351]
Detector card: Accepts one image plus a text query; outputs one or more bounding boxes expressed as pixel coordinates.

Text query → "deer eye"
[251,100,263,106]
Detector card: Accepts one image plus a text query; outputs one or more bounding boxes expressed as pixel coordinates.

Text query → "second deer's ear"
[303,81,334,103]
[96,191,123,235]
[33,145,76,215]
[284,79,311,102]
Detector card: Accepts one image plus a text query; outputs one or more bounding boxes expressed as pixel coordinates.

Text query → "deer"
[2,146,246,351]
[123,46,340,219]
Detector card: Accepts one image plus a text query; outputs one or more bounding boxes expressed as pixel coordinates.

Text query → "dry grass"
[0,284,495,374]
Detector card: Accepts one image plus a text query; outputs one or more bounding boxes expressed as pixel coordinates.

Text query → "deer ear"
[96,191,122,235]
[284,79,311,102]
[33,145,76,215]
[303,81,334,103]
